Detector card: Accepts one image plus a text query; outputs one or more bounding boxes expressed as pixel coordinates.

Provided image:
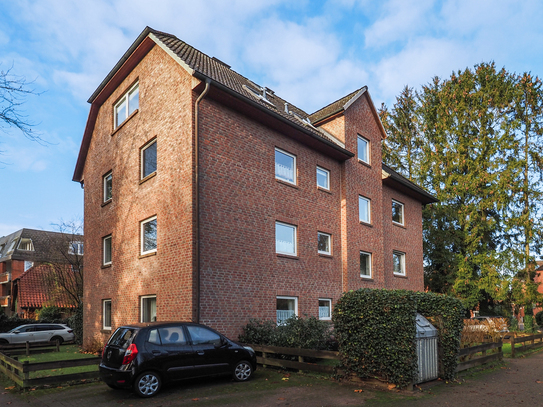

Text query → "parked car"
[0,324,75,345]
[99,322,257,398]
[471,316,509,333]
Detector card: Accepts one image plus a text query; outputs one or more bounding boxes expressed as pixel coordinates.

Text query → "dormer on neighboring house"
[73,27,437,347]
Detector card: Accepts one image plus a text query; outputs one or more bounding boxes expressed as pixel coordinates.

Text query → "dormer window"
[69,241,84,256]
[18,238,34,251]
[114,82,139,129]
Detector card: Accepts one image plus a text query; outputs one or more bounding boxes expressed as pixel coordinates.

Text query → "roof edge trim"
[148,33,195,76]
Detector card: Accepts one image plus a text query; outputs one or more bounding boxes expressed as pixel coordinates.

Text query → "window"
[359,196,371,223]
[275,148,296,184]
[360,251,372,278]
[103,171,112,202]
[103,235,112,266]
[103,300,112,330]
[276,222,297,255]
[141,139,157,179]
[357,135,369,164]
[24,261,34,272]
[114,82,139,129]
[186,325,222,346]
[277,296,297,324]
[318,232,331,255]
[393,251,405,275]
[141,216,157,255]
[319,299,332,320]
[141,295,157,322]
[68,241,84,255]
[316,166,330,190]
[17,238,34,251]
[392,200,404,225]
[158,326,187,345]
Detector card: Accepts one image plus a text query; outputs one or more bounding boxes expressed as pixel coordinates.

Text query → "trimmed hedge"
[333,289,464,388]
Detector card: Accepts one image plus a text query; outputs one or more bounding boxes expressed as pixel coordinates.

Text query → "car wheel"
[51,336,64,345]
[233,360,253,382]
[134,371,161,398]
[0,339,8,345]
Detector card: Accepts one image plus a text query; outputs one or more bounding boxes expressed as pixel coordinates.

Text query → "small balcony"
[0,296,10,307]
[0,272,10,284]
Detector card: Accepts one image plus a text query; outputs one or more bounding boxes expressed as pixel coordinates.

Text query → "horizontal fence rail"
[456,341,502,372]
[508,333,543,358]
[247,344,340,374]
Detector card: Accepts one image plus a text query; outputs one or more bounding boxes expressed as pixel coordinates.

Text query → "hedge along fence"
[333,289,464,388]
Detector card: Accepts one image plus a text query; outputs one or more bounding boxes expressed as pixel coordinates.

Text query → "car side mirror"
[13,331,19,334]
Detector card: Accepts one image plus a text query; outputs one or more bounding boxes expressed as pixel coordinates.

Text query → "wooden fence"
[0,344,100,389]
[249,344,340,374]
[456,341,502,372]
[507,333,543,358]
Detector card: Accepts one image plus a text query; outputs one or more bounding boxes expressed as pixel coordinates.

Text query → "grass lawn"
[14,344,99,379]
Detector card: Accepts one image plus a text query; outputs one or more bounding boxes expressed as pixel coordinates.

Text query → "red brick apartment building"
[73,27,436,346]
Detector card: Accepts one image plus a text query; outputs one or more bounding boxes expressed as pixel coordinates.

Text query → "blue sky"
[1,0,543,236]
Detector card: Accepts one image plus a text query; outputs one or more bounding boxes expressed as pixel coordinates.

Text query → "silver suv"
[0,324,75,345]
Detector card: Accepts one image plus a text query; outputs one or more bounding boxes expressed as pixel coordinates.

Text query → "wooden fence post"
[56,340,60,352]
[262,352,267,368]
[25,342,29,357]
[23,361,29,387]
[298,355,304,373]
[511,337,516,358]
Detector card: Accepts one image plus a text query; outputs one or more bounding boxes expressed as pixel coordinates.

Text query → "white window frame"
[393,251,406,276]
[392,199,404,226]
[357,135,370,164]
[318,298,332,321]
[316,166,330,190]
[275,148,296,185]
[103,299,112,330]
[17,238,34,251]
[24,261,34,272]
[141,139,157,180]
[360,251,372,278]
[68,241,84,256]
[275,221,297,256]
[141,216,157,255]
[359,196,371,224]
[140,295,157,322]
[114,82,139,129]
[276,296,298,325]
[103,235,112,266]
[317,232,331,255]
[103,171,112,202]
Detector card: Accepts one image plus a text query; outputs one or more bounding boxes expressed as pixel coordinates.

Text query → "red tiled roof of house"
[16,264,76,309]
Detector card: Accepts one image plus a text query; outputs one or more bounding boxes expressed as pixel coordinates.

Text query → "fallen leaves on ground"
[192,398,199,401]
[354,389,364,393]
[4,386,14,390]
[387,384,396,390]
[281,378,289,381]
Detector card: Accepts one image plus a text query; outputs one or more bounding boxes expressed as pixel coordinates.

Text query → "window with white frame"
[24,261,34,272]
[103,235,112,266]
[275,148,296,184]
[393,251,405,275]
[141,216,157,255]
[276,296,297,324]
[114,82,139,129]
[316,166,330,190]
[392,200,404,225]
[318,232,331,255]
[141,139,157,179]
[360,251,372,278]
[359,196,371,223]
[276,222,297,255]
[68,241,84,256]
[103,171,112,202]
[103,299,112,330]
[357,135,370,164]
[319,299,332,320]
[18,238,34,251]
[141,295,157,322]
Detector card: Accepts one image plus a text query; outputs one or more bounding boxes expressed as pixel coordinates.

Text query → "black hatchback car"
[99,322,257,397]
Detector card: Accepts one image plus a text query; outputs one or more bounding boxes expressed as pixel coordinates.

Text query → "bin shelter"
[415,313,439,383]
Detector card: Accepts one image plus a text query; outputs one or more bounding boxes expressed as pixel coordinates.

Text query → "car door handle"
[152,350,164,355]
[197,351,205,356]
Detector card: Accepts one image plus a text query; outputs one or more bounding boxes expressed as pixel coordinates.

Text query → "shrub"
[333,289,464,388]
[239,316,333,350]
[38,306,62,322]
[67,303,83,345]
[535,310,543,327]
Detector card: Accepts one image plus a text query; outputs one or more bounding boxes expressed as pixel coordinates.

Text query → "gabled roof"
[309,87,365,124]
[15,264,76,309]
[73,26,356,182]
[382,164,438,205]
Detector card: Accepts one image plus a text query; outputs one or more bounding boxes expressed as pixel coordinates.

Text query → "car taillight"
[122,343,138,365]
[67,330,73,334]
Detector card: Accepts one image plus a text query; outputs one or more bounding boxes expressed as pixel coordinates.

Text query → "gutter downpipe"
[194,79,211,324]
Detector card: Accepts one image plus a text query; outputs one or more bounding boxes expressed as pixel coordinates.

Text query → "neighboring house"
[0,229,83,317]
[12,264,77,319]
[73,27,437,346]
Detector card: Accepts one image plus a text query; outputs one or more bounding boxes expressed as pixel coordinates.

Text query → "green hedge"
[333,289,464,388]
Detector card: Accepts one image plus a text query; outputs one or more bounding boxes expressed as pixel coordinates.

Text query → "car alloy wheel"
[233,360,253,382]
[134,371,161,397]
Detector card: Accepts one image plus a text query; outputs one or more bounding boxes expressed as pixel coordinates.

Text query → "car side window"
[186,326,221,346]
[147,329,162,345]
[158,327,187,345]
